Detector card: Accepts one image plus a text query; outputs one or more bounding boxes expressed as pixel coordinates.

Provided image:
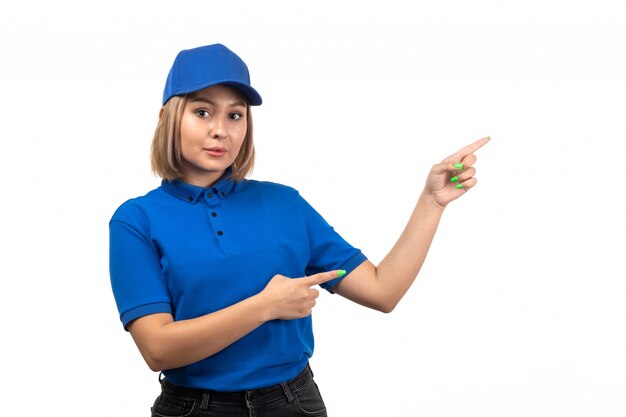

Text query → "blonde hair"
[150,94,255,182]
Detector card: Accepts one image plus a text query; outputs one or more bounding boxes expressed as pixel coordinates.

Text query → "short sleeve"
[109,203,172,330]
[296,193,368,292]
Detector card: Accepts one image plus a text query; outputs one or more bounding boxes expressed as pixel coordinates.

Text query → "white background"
[1,1,625,416]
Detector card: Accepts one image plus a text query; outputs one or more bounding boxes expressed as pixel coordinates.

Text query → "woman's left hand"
[424,136,490,208]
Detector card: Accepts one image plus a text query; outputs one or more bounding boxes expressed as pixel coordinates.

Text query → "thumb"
[432,161,461,175]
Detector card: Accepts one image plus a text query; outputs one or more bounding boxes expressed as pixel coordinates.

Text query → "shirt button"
[211,212,217,217]
[187,196,193,202]
[217,230,224,236]
[207,193,213,199]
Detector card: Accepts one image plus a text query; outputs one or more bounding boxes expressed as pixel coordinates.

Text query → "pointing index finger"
[304,270,346,287]
[445,136,490,162]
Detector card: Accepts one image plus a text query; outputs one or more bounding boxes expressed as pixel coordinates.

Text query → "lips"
[205,147,226,156]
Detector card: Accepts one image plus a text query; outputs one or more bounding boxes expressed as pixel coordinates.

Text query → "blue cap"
[162,44,262,106]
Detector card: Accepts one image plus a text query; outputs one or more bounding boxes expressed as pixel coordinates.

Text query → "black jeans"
[151,364,328,417]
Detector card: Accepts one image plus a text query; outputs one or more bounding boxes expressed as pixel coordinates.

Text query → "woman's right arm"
[128,270,341,372]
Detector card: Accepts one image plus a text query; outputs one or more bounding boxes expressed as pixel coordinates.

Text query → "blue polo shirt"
[109,173,367,391]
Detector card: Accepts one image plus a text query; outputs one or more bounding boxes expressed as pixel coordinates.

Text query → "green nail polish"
[337,270,347,277]
[454,163,463,170]
[456,184,463,189]
[451,176,459,183]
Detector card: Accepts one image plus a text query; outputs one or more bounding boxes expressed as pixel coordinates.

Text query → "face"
[178,84,248,187]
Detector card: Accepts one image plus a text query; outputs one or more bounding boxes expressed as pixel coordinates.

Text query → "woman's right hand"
[260,271,344,320]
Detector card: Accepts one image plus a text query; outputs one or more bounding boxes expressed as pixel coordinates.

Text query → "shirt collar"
[161,170,237,204]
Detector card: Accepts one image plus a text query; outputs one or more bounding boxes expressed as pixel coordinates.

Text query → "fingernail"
[455,184,463,189]
[450,176,459,183]
[337,270,347,277]
[453,163,463,170]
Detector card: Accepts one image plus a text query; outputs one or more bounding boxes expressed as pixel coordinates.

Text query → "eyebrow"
[189,97,247,108]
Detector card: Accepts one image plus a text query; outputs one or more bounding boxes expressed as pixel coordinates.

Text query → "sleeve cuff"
[121,302,172,331]
[320,252,368,294]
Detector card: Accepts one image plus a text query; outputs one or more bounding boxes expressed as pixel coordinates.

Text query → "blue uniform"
[109,173,367,391]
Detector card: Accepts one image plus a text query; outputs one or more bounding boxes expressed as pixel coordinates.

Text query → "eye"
[229,112,243,120]
[196,109,210,117]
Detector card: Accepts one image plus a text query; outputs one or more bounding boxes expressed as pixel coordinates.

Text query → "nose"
[209,117,226,139]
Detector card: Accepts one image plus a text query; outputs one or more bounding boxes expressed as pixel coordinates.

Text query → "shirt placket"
[205,188,233,253]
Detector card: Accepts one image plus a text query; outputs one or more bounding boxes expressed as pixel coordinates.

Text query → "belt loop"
[280,382,294,403]
[200,391,210,411]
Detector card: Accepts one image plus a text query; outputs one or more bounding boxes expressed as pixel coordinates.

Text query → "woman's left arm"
[333,137,490,313]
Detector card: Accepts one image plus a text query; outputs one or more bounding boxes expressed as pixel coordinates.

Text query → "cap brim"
[166,80,262,106]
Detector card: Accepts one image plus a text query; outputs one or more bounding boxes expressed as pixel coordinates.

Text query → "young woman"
[109,43,489,417]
